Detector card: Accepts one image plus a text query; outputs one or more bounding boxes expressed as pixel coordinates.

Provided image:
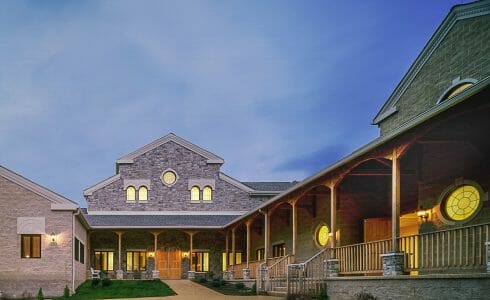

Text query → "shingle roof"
[84,213,240,228]
[242,181,298,192]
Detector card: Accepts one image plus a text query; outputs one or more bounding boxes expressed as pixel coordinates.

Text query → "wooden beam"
[391,149,400,252]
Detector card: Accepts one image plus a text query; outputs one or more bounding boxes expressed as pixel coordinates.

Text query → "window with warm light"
[95,251,114,271]
[256,248,265,261]
[272,243,286,257]
[139,186,148,201]
[227,252,242,265]
[444,185,481,221]
[203,186,212,201]
[316,224,330,247]
[191,186,200,201]
[21,234,41,258]
[126,251,147,271]
[192,251,209,272]
[126,186,136,202]
[162,171,177,186]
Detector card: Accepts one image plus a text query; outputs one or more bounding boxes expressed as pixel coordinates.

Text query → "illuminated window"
[272,243,286,257]
[94,251,114,271]
[126,186,136,201]
[192,251,209,272]
[162,170,177,186]
[21,234,41,258]
[191,186,200,201]
[256,248,265,261]
[316,224,330,247]
[228,252,242,265]
[126,251,147,271]
[139,186,148,201]
[438,81,475,104]
[203,186,212,201]
[74,238,85,264]
[444,185,481,221]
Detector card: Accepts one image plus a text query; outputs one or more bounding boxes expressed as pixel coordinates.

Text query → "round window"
[444,185,481,221]
[161,170,177,186]
[316,224,330,247]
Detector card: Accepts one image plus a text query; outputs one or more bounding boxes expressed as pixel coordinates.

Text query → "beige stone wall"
[74,216,88,290]
[0,176,74,298]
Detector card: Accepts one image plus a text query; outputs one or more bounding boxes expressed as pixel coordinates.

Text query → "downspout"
[72,209,81,293]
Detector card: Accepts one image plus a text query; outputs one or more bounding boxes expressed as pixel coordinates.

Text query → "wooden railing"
[287,248,331,296]
[255,255,294,293]
[227,260,262,279]
[336,238,391,275]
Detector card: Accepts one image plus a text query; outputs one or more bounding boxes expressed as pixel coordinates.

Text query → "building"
[0,1,489,299]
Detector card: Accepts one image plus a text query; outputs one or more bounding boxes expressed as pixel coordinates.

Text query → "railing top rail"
[303,247,328,265]
[269,254,291,268]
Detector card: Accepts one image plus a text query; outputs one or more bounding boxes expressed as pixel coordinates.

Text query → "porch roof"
[84,213,240,229]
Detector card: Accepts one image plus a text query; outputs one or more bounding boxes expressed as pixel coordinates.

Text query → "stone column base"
[485,242,490,273]
[325,259,339,277]
[243,268,250,280]
[188,271,196,280]
[381,252,405,276]
[152,270,160,279]
[116,270,124,279]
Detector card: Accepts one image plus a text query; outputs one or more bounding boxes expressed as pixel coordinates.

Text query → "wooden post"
[246,221,251,268]
[330,184,337,249]
[190,232,194,270]
[289,199,298,256]
[231,227,236,266]
[225,231,229,269]
[264,211,270,261]
[117,232,122,270]
[391,149,401,252]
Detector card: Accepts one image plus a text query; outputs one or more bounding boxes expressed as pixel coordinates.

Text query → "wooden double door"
[157,248,182,279]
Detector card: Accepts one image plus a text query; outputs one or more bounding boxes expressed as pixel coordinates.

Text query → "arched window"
[191,186,200,201]
[316,224,330,247]
[138,186,148,201]
[437,79,476,104]
[203,186,212,201]
[126,186,136,201]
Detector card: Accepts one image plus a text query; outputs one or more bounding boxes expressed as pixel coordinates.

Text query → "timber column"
[326,182,339,277]
[243,221,252,279]
[381,148,404,276]
[116,232,124,279]
[151,232,160,279]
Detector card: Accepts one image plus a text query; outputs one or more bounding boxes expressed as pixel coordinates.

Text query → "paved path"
[111,280,284,300]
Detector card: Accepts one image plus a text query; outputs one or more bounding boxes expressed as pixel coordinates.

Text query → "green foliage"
[207,271,215,279]
[355,291,377,300]
[198,277,208,283]
[91,278,100,287]
[316,288,329,300]
[37,288,44,300]
[63,285,70,298]
[219,278,227,286]
[234,282,245,290]
[211,278,222,287]
[101,277,112,287]
[251,282,257,293]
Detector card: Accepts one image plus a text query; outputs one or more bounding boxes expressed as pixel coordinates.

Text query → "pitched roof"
[242,181,298,192]
[116,133,224,165]
[373,1,490,125]
[84,213,239,228]
[0,165,79,211]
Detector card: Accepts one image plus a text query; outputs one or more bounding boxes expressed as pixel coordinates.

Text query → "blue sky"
[0,0,470,206]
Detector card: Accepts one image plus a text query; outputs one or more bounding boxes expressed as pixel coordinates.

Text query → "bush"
[219,278,227,286]
[63,285,70,298]
[37,288,44,300]
[316,288,329,300]
[102,277,112,287]
[355,291,377,300]
[211,278,221,287]
[198,277,207,283]
[207,271,215,279]
[234,282,245,290]
[91,278,100,287]
[251,282,256,293]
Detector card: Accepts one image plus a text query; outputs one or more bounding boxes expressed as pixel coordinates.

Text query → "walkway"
[111,280,283,300]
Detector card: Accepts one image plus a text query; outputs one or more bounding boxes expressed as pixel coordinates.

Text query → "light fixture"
[148,251,155,258]
[417,210,430,222]
[50,232,57,245]
[182,252,189,258]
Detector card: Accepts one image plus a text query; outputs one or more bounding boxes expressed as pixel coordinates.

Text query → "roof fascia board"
[90,225,223,229]
[0,165,79,210]
[86,210,246,216]
[224,78,489,228]
[219,172,254,193]
[116,133,224,165]
[83,174,121,196]
[372,1,490,125]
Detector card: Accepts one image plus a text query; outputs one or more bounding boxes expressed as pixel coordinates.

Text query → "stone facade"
[0,176,83,298]
[86,140,262,211]
[378,13,490,135]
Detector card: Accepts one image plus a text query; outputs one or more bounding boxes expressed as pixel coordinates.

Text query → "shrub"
[198,277,207,283]
[251,282,256,293]
[101,277,112,287]
[355,291,377,300]
[316,288,329,300]
[207,271,215,279]
[234,282,245,290]
[211,278,221,287]
[219,278,227,286]
[91,278,100,287]
[63,285,70,298]
[36,288,44,300]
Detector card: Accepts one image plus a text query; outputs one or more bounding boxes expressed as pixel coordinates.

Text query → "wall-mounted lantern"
[50,232,58,245]
[182,251,190,259]
[148,251,155,258]
[417,210,430,222]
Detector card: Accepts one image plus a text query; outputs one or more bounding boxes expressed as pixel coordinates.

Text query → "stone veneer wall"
[74,217,87,290]
[0,176,75,298]
[87,141,262,211]
[379,14,490,135]
[323,275,490,300]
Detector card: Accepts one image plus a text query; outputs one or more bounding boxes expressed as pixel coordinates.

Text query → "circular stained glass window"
[444,185,480,221]
[162,170,177,186]
[316,225,330,247]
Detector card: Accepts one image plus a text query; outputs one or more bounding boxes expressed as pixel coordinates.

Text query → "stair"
[267,286,287,297]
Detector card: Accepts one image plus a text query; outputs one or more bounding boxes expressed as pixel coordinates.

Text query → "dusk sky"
[0,0,471,206]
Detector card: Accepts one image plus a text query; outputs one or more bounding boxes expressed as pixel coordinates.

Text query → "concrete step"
[268,290,287,297]
[274,286,287,292]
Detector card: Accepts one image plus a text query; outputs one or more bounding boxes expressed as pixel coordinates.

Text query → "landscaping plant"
[101,277,112,287]
[36,288,44,300]
[63,285,70,298]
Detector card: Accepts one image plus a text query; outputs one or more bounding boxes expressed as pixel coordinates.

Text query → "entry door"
[157,248,182,279]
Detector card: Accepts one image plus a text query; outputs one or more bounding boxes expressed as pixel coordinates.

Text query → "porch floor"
[110,280,283,300]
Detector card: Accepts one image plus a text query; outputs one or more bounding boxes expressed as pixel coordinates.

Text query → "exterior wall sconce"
[417,210,430,222]
[182,252,189,258]
[50,232,58,245]
[148,251,155,258]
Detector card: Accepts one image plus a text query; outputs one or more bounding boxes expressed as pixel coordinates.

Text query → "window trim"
[202,186,213,201]
[314,223,330,248]
[190,186,200,202]
[126,251,147,272]
[21,234,41,259]
[94,250,115,271]
[161,169,178,187]
[138,186,148,202]
[126,186,136,202]
[436,78,477,104]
